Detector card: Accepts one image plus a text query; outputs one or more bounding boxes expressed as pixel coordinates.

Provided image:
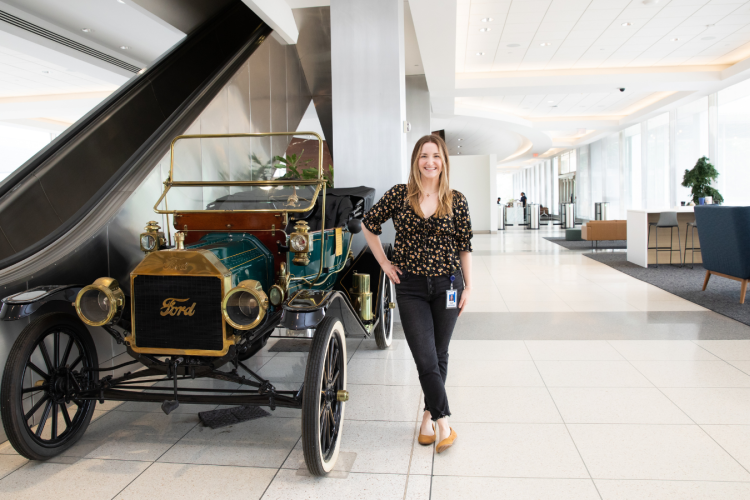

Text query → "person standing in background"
[520,192,527,207]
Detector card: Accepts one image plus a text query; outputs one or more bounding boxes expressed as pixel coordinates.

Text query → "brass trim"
[221,279,269,330]
[269,284,285,306]
[129,249,233,356]
[75,277,125,327]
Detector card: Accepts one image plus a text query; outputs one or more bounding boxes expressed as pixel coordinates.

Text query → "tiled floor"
[2,227,750,499]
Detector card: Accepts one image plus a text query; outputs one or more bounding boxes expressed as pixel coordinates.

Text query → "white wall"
[451,154,495,233]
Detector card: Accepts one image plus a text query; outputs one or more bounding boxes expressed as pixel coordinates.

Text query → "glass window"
[560,152,570,174]
[569,149,577,172]
[646,113,670,209]
[576,145,590,219]
[623,124,642,210]
[676,97,709,205]
[718,79,750,206]
[0,125,54,182]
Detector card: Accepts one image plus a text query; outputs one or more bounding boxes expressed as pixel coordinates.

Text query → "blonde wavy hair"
[407,134,453,218]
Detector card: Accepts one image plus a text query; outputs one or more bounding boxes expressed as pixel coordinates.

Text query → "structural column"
[331,0,406,244]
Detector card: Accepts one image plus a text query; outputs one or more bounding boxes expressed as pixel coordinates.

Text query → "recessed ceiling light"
[540,42,551,47]
[457,152,461,155]
[41,70,50,74]
[547,100,555,103]
[458,145,462,148]
[481,17,493,22]
[81,28,92,33]
[621,22,632,27]
[706,24,715,28]
[476,52,485,56]
[507,43,520,48]
[702,36,716,41]
[479,28,491,32]
[120,45,130,50]
[671,38,679,42]
[458,138,463,141]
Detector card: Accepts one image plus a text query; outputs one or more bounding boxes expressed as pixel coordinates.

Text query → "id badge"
[446,289,458,309]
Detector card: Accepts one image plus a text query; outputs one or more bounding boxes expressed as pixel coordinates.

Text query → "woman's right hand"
[381,261,403,284]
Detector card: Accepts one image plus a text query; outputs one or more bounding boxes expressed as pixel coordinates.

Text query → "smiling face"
[418,142,443,182]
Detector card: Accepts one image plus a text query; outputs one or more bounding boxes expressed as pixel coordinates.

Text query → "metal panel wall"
[0,36,312,443]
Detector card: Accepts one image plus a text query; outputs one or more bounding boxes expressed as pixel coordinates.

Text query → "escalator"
[0,0,271,277]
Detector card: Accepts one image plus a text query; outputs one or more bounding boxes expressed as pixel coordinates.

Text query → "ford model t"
[0,132,395,475]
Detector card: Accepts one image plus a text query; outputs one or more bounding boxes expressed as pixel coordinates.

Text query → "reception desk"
[627,208,702,267]
[506,206,526,225]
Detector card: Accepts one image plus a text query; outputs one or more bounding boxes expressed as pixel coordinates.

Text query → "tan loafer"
[436,427,457,453]
[418,424,436,446]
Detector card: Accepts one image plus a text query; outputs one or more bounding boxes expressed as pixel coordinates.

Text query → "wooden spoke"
[69,355,82,371]
[38,341,53,373]
[61,404,72,428]
[22,385,48,394]
[27,362,49,380]
[53,332,60,369]
[60,336,74,368]
[35,400,53,437]
[51,402,58,440]
[24,395,49,421]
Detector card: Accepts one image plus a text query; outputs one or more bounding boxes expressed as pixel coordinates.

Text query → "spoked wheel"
[374,272,395,350]
[1,313,98,460]
[301,316,347,476]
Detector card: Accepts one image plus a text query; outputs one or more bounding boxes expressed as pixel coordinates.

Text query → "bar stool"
[647,211,682,267]
[683,221,700,268]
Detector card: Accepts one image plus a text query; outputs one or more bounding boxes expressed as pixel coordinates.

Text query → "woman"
[361,134,472,454]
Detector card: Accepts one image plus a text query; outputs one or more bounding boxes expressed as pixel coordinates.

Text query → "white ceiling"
[0,0,184,128]
[458,0,750,73]
[407,0,750,170]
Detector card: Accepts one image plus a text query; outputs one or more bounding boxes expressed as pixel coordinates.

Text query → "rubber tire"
[301,316,347,476]
[1,313,98,460]
[374,273,394,350]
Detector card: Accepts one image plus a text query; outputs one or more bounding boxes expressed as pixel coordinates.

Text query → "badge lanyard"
[446,273,458,309]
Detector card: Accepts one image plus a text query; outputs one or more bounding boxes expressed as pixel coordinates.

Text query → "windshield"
[155,133,324,213]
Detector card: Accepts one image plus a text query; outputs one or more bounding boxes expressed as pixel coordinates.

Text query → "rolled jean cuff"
[425,407,451,421]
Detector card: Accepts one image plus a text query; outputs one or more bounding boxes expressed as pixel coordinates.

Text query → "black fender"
[0,285,83,321]
[279,289,369,338]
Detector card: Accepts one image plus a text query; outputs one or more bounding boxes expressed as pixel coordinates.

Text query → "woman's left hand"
[458,288,471,317]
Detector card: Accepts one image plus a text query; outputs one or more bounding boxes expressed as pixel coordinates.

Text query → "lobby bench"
[581,220,626,248]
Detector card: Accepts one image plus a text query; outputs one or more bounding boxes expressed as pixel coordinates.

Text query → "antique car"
[0,132,395,476]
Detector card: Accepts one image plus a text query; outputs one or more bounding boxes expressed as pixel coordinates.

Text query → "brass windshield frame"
[153,132,325,215]
[153,131,329,286]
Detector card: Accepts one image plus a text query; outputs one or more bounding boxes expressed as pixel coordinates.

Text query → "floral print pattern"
[362,184,473,276]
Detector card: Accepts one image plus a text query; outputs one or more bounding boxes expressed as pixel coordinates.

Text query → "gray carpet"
[585,252,750,327]
[544,237,627,250]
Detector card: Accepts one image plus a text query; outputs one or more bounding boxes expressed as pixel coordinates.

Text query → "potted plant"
[682,156,724,205]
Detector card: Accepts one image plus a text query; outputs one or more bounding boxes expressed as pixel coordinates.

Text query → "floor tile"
[564,301,640,312]
[64,410,199,462]
[568,424,750,481]
[158,415,300,468]
[352,339,414,359]
[0,454,27,480]
[262,469,407,499]
[346,358,420,386]
[505,302,574,312]
[408,422,434,475]
[701,425,750,472]
[345,384,421,422]
[0,458,150,500]
[404,474,431,500]
[448,340,532,360]
[630,360,750,387]
[114,463,276,500]
[446,386,562,423]
[549,388,692,424]
[431,423,589,478]
[595,479,750,499]
[525,340,625,360]
[282,420,414,474]
[535,361,653,387]
[430,477,600,500]
[257,356,309,384]
[693,340,750,361]
[660,388,750,424]
[445,360,545,387]
[630,301,707,312]
[608,340,720,360]
[462,300,511,313]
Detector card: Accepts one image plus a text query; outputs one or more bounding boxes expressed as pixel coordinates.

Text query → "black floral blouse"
[362,184,473,276]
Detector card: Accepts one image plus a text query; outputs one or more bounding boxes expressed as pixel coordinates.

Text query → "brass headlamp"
[269,263,288,307]
[289,220,311,266]
[139,220,165,254]
[221,280,269,330]
[75,278,125,327]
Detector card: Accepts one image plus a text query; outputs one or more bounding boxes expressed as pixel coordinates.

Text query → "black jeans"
[395,269,463,421]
